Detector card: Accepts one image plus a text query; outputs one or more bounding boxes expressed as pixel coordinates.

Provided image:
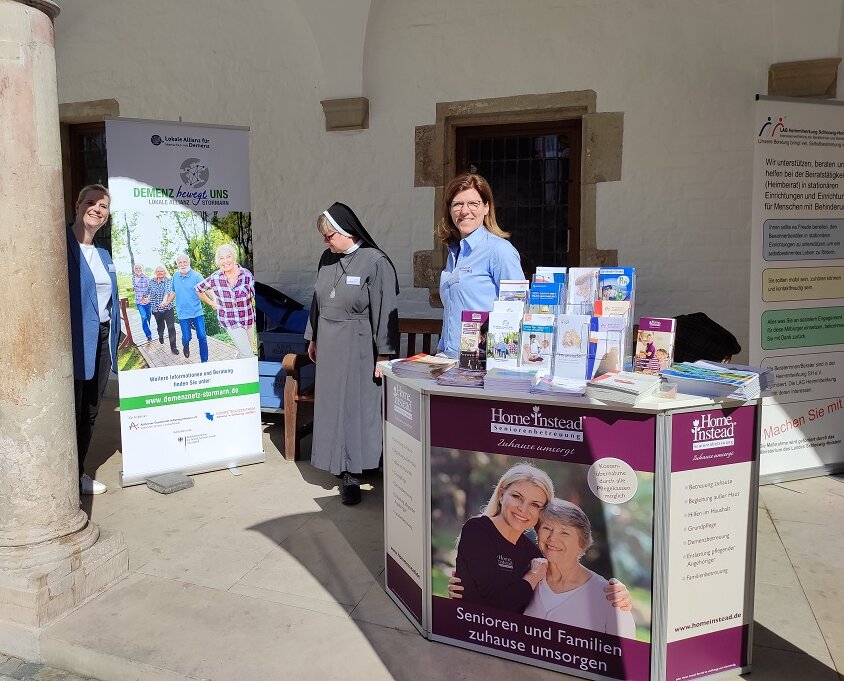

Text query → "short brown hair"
[435,173,510,246]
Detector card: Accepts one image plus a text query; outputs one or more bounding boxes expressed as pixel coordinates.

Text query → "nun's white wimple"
[323,210,353,237]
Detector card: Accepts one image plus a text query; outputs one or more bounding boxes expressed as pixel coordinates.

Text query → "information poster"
[106,119,263,485]
[428,395,654,680]
[665,406,758,681]
[383,377,426,628]
[750,97,844,482]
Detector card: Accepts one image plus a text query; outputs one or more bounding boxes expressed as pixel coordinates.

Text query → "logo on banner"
[490,405,584,441]
[691,413,735,450]
[180,158,210,188]
[758,116,785,138]
[392,384,413,421]
[497,555,514,570]
[150,134,163,146]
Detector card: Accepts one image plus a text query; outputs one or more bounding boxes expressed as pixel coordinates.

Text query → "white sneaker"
[80,473,107,495]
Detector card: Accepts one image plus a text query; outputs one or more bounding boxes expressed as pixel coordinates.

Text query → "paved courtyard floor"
[3,398,842,681]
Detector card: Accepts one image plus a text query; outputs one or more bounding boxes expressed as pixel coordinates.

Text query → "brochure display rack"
[382,367,760,681]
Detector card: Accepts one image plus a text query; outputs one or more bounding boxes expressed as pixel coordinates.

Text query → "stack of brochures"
[660,362,761,400]
[435,367,485,388]
[530,370,587,396]
[391,353,456,379]
[483,366,541,392]
[585,370,662,405]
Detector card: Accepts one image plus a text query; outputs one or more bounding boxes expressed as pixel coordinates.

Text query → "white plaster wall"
[54,0,844,353]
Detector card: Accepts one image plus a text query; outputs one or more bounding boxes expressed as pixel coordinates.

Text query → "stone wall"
[53,0,844,356]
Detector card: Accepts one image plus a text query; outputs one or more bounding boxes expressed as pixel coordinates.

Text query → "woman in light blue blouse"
[435,173,525,357]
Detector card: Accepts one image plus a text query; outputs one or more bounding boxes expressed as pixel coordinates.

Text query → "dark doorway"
[456,120,581,279]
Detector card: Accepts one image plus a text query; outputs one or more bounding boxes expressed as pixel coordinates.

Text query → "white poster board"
[750,97,844,483]
[106,119,263,485]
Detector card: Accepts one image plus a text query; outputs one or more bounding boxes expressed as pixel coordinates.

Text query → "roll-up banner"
[750,97,844,483]
[105,119,263,486]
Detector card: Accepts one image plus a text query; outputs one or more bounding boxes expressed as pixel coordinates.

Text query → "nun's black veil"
[324,202,400,294]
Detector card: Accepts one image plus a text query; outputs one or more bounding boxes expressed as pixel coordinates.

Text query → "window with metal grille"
[68,122,111,249]
[456,120,581,279]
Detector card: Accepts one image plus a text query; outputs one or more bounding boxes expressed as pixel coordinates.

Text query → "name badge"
[108,264,116,273]
[346,276,361,286]
[459,266,472,275]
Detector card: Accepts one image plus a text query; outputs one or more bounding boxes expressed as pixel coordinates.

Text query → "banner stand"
[750,96,844,484]
[106,118,264,484]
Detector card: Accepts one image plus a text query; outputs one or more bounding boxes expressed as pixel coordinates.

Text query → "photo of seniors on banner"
[106,119,263,485]
[113,211,256,369]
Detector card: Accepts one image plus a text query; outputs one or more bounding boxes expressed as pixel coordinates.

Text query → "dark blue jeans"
[179,315,208,362]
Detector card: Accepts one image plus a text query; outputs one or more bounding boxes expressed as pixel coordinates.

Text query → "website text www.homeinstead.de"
[674,612,741,633]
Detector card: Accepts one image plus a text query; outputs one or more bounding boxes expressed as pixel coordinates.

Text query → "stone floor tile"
[236,517,377,607]
[32,667,72,681]
[0,661,21,676]
[753,582,830,660]
[350,581,418,633]
[760,480,844,526]
[43,575,394,681]
[138,539,272,591]
[8,662,42,680]
[228,583,353,618]
[803,587,844,627]
[754,509,799,588]
[745,645,839,680]
[820,619,844,671]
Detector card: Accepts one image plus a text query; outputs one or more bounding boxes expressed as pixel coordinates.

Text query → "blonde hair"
[76,183,110,206]
[435,173,510,246]
[482,463,554,519]
[153,264,170,278]
[316,213,333,236]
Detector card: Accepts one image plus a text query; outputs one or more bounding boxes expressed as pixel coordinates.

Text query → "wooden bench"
[281,317,441,461]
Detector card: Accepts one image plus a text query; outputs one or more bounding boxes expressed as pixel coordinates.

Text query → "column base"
[0,529,128,659]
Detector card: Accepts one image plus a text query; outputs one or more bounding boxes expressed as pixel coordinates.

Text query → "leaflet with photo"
[520,313,555,370]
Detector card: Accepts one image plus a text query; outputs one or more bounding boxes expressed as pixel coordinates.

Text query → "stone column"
[0,0,127,659]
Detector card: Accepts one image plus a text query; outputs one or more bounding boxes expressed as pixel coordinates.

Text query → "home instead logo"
[489,405,583,441]
[690,413,735,450]
[392,384,413,421]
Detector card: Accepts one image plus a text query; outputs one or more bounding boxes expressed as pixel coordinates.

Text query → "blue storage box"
[258,359,315,411]
[259,361,285,410]
[259,331,309,361]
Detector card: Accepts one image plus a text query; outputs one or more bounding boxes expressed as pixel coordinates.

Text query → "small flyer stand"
[382,367,760,681]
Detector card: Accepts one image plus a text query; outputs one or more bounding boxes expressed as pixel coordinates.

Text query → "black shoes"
[340,472,361,505]
[183,345,190,358]
[159,335,164,344]
[171,348,179,355]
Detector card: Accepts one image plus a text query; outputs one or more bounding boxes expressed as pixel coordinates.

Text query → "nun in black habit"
[304,203,400,504]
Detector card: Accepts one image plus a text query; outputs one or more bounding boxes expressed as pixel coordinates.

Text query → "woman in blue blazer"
[67,183,119,495]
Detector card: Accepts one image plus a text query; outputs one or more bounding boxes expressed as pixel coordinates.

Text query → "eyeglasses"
[322,232,339,242]
[450,200,484,212]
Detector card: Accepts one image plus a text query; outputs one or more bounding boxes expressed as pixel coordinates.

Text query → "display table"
[382,367,760,681]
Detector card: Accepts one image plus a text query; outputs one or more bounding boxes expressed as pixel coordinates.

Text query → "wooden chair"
[281,317,441,461]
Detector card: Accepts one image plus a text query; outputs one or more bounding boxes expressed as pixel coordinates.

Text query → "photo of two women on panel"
[431,452,653,642]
